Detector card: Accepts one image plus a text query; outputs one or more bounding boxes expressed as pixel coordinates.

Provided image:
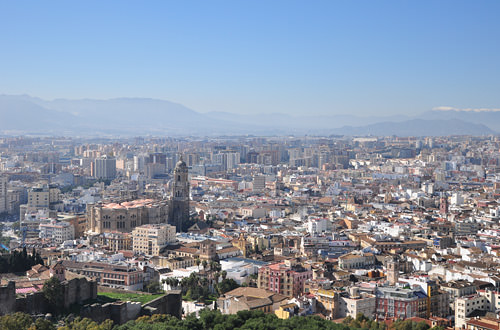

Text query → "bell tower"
[386,257,399,286]
[169,156,189,232]
[238,233,248,257]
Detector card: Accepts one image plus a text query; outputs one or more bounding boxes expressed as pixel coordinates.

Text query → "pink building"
[258,261,312,298]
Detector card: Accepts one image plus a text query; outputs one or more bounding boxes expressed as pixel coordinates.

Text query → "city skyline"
[1,1,499,116]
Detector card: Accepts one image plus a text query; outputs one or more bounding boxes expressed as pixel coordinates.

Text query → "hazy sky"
[1,1,499,116]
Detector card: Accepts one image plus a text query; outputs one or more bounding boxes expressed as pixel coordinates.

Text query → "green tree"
[28,318,55,330]
[414,322,430,330]
[211,261,221,272]
[144,281,162,293]
[217,278,239,295]
[0,312,33,330]
[42,277,64,314]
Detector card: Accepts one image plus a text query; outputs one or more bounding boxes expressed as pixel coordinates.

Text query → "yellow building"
[275,303,296,319]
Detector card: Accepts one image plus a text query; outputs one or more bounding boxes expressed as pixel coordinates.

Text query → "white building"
[451,193,464,206]
[307,218,328,235]
[213,152,240,170]
[220,257,266,285]
[455,294,488,329]
[132,223,176,256]
[92,155,116,180]
[338,289,377,319]
[39,220,75,244]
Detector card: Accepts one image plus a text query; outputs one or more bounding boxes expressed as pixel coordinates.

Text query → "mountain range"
[0,95,497,137]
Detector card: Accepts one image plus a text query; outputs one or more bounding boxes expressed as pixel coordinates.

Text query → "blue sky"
[0,1,499,116]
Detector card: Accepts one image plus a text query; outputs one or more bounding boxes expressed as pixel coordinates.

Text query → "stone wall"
[16,291,48,315]
[80,290,182,325]
[0,281,16,315]
[1,277,97,315]
[142,290,182,319]
[2,280,180,325]
[81,301,142,325]
[62,277,97,309]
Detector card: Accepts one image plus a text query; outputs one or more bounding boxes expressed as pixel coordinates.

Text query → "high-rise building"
[213,151,240,170]
[169,157,190,232]
[253,175,266,192]
[148,152,167,165]
[0,175,7,214]
[91,155,116,180]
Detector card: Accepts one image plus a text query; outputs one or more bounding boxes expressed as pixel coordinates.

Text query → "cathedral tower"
[169,157,189,232]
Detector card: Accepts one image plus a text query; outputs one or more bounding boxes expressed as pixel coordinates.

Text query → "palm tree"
[195,258,201,270]
[221,270,227,280]
[211,261,221,272]
[202,260,207,271]
[214,272,220,285]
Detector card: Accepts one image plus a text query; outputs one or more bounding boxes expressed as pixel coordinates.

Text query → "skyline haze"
[1,1,499,117]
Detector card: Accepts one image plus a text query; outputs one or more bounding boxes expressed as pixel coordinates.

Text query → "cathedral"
[87,157,190,234]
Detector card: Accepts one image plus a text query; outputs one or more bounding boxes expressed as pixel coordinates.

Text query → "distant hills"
[333,119,495,136]
[0,94,498,136]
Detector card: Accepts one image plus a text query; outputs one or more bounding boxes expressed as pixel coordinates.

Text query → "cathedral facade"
[87,158,190,234]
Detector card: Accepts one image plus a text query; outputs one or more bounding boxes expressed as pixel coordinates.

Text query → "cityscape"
[1,1,500,330]
[1,135,500,329]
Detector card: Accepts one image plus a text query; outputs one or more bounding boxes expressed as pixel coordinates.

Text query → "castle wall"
[80,292,181,325]
[81,301,142,325]
[62,277,97,309]
[142,290,182,318]
[0,282,16,315]
[1,277,97,315]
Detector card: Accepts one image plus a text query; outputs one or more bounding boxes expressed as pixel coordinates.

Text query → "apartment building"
[132,223,176,256]
[91,155,116,180]
[339,288,377,319]
[455,295,488,329]
[258,261,313,298]
[0,175,7,213]
[375,287,424,319]
[39,220,75,243]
